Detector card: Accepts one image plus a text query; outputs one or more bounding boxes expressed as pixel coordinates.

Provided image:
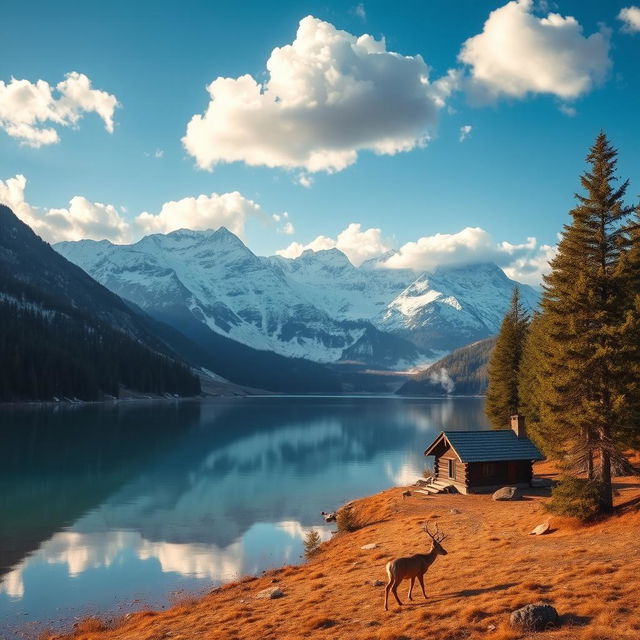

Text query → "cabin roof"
[424,429,544,463]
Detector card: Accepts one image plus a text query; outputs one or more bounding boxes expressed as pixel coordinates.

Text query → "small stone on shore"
[256,586,285,600]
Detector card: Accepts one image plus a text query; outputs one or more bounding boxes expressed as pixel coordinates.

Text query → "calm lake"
[0,396,490,637]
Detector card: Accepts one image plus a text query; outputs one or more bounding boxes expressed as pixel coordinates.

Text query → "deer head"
[424,522,448,556]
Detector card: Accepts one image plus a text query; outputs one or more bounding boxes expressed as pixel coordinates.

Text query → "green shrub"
[546,476,602,521]
[303,529,322,558]
[336,506,360,532]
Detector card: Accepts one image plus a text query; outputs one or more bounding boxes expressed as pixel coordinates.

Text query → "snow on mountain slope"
[56,229,367,362]
[378,263,539,350]
[56,228,539,366]
[268,248,415,321]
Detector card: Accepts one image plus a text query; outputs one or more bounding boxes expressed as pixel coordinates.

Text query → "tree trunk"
[597,446,613,513]
[583,426,594,479]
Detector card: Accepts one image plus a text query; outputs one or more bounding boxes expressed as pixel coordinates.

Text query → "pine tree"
[485,286,530,428]
[614,203,640,451]
[518,312,550,449]
[536,132,635,513]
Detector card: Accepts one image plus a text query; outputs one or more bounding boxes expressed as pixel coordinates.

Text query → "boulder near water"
[510,603,559,631]
[256,586,285,599]
[492,486,522,501]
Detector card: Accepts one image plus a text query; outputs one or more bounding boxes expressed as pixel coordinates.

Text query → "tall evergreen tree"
[614,202,640,450]
[518,311,550,448]
[485,286,530,428]
[536,132,636,513]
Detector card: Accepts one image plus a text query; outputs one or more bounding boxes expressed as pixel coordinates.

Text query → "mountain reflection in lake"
[0,396,489,636]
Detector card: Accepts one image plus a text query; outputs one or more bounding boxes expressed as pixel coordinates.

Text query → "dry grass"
[45,458,640,640]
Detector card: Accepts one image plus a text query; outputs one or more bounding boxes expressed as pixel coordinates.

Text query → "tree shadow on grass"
[615,494,640,513]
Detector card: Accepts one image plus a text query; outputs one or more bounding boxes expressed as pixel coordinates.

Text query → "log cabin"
[423,415,544,494]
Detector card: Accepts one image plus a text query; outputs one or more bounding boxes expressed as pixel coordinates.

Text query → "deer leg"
[391,579,403,606]
[418,574,427,600]
[384,580,391,611]
[408,577,415,600]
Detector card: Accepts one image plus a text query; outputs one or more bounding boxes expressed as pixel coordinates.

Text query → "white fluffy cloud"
[0,175,274,244]
[0,175,130,243]
[278,223,554,284]
[619,6,640,32]
[183,16,456,173]
[459,0,611,102]
[384,226,554,284]
[135,192,266,237]
[277,222,391,266]
[0,72,118,147]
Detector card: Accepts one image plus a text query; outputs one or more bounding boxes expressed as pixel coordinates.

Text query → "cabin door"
[507,462,518,484]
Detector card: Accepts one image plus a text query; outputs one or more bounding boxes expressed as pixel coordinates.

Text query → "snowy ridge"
[56,228,539,367]
[380,263,540,350]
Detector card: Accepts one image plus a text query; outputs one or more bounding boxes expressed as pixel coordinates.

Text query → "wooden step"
[418,485,442,495]
[415,487,441,495]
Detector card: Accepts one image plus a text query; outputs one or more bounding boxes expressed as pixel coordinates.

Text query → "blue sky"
[1,0,638,283]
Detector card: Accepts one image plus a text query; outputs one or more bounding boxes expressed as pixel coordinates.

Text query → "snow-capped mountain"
[57,228,369,362]
[381,263,540,350]
[268,248,415,321]
[56,227,538,368]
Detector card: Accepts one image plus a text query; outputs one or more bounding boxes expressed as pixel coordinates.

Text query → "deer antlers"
[423,522,446,543]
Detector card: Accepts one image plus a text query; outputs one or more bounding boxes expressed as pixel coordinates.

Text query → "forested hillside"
[0,205,200,401]
[0,275,200,401]
[398,336,495,396]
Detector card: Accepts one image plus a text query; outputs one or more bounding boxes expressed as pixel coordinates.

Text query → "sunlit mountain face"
[0,397,490,635]
[55,228,538,370]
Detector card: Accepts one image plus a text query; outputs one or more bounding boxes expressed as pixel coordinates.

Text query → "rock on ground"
[510,603,559,631]
[492,486,522,501]
[256,587,285,599]
[360,543,378,550]
[530,522,551,535]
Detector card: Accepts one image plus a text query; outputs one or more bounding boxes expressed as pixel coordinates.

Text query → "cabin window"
[448,459,456,479]
[482,462,496,477]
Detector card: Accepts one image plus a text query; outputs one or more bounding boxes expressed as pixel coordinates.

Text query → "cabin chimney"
[511,414,526,438]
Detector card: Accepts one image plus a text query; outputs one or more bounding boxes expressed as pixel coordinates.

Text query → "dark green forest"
[0,275,200,402]
[399,336,495,396]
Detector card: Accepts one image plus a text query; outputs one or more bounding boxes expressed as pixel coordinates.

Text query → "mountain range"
[0,202,540,399]
[56,227,539,371]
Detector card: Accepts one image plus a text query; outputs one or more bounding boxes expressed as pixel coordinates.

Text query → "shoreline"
[0,392,486,409]
[35,461,640,640]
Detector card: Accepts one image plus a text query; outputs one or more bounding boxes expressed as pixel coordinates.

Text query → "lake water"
[0,396,490,637]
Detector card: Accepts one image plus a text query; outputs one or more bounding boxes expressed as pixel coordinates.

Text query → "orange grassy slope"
[47,462,640,640]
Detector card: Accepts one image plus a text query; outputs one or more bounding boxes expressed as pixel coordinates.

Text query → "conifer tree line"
[0,276,201,402]
[485,286,530,427]
[486,132,640,515]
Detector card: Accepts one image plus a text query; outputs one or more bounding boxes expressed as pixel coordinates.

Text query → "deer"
[384,522,448,611]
